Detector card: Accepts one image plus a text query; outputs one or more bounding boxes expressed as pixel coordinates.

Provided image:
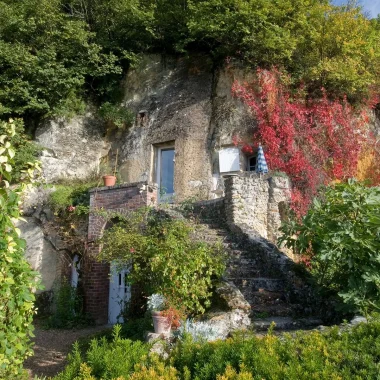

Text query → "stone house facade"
[85,174,290,325]
[21,54,294,323]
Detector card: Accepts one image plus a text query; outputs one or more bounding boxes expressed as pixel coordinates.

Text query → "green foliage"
[290,3,380,102]
[54,325,150,380]
[53,320,380,379]
[98,102,134,129]
[49,181,96,215]
[0,0,121,119]
[0,120,40,378]
[47,279,92,329]
[280,179,380,316]
[99,209,226,314]
[1,0,379,121]
[0,118,40,183]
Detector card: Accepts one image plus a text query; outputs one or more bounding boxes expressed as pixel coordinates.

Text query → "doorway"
[108,263,131,324]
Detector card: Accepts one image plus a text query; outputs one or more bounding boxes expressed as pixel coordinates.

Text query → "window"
[155,144,175,202]
[248,156,257,172]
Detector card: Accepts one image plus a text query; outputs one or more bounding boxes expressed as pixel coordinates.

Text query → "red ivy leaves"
[232,68,371,216]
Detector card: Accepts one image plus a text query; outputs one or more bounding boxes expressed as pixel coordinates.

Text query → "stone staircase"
[177,210,322,332]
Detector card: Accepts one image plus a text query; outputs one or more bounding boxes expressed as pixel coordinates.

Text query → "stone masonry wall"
[224,173,290,244]
[85,182,157,324]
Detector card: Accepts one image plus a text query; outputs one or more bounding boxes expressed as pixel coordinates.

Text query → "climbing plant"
[0,119,41,378]
[232,68,374,216]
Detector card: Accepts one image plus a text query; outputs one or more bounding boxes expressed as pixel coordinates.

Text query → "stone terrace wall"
[84,182,157,324]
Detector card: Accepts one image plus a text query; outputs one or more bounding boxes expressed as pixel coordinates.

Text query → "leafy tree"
[291,3,380,102]
[0,0,121,120]
[280,180,380,316]
[187,0,327,65]
[0,120,41,378]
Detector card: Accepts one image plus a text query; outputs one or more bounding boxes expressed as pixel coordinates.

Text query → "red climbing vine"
[232,68,373,216]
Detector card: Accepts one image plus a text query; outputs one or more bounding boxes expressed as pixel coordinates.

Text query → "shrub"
[53,319,380,379]
[99,209,226,315]
[280,179,380,316]
[0,120,40,378]
[49,181,96,215]
[98,102,134,129]
[0,118,40,183]
[177,319,222,342]
[54,325,150,380]
[47,279,92,329]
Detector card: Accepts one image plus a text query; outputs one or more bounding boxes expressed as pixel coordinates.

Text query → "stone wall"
[85,182,157,324]
[224,173,290,244]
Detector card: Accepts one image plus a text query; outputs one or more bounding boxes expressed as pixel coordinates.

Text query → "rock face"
[18,186,70,292]
[35,112,109,182]
[17,217,60,292]
[118,54,215,200]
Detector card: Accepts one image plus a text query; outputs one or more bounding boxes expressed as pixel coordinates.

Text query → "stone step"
[197,221,228,229]
[246,289,285,305]
[229,278,286,292]
[253,316,323,332]
[226,266,262,278]
[250,303,294,317]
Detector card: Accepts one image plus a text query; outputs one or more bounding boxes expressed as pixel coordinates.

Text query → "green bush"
[47,280,92,329]
[53,320,380,379]
[99,209,226,314]
[0,120,40,378]
[54,325,150,380]
[171,322,380,379]
[49,181,96,215]
[280,179,380,316]
[0,118,40,183]
[98,102,134,129]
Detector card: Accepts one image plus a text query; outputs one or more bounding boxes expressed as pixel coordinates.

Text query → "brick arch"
[83,182,157,324]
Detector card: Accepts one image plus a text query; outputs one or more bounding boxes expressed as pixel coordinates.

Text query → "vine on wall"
[232,68,378,215]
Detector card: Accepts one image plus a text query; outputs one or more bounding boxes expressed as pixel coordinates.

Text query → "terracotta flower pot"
[102,175,116,187]
[152,311,171,334]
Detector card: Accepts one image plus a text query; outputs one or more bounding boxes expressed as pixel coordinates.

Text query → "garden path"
[25,323,108,379]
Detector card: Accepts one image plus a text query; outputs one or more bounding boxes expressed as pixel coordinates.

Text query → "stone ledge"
[89,181,157,193]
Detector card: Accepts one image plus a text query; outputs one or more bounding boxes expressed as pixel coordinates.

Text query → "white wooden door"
[108,263,131,324]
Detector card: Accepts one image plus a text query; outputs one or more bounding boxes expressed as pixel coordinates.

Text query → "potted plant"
[102,149,118,187]
[147,294,171,334]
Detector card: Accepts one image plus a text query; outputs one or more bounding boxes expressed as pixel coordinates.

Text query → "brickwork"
[84,182,157,324]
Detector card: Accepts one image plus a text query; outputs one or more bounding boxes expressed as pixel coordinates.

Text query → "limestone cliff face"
[35,112,110,183]
[32,54,255,199]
